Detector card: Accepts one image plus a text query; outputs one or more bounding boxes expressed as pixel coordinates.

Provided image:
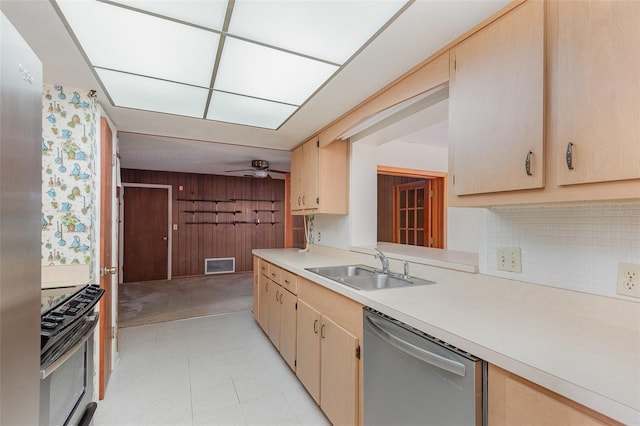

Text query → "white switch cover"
[173,224,178,231]
[497,247,522,273]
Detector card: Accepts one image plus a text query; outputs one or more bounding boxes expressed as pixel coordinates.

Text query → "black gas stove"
[40,284,104,370]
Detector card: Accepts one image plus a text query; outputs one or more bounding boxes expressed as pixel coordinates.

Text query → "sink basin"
[306,265,376,278]
[305,265,435,291]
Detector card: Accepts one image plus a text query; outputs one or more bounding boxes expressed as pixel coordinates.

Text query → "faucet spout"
[373,248,389,274]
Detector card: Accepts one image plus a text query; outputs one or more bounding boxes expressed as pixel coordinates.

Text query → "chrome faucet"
[374,248,389,274]
[403,260,410,279]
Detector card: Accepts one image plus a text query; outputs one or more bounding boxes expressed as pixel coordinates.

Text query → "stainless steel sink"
[306,265,376,278]
[305,265,435,291]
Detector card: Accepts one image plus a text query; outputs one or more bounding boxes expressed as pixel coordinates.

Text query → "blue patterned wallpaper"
[41,84,98,269]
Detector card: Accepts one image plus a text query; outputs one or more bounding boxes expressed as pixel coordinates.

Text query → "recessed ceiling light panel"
[108,0,229,30]
[56,0,219,87]
[97,69,209,118]
[229,0,408,64]
[214,37,338,106]
[207,91,297,129]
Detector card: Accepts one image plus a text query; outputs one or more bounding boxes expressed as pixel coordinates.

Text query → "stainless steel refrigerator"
[0,11,43,425]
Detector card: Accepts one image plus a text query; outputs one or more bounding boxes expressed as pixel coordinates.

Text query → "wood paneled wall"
[121,169,285,276]
[377,174,425,243]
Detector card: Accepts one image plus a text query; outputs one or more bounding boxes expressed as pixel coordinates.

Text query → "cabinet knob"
[525,151,533,176]
[566,142,574,170]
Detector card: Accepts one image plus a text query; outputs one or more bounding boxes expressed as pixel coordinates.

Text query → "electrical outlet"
[617,262,640,298]
[497,247,522,273]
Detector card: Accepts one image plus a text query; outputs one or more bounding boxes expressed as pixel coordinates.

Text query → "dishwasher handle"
[365,315,466,377]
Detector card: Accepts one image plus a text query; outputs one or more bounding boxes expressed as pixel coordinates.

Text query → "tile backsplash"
[480,201,640,299]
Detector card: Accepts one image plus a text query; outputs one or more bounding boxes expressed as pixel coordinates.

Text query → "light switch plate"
[497,247,522,273]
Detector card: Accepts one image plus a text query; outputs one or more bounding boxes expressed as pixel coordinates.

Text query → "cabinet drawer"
[268,263,283,284]
[259,259,269,277]
[281,270,298,294]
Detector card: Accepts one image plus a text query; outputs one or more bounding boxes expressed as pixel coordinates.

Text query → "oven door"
[40,318,96,426]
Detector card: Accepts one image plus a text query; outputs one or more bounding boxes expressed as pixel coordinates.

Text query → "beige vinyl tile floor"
[94,310,330,426]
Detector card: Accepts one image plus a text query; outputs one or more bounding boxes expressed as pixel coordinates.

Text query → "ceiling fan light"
[253,170,269,178]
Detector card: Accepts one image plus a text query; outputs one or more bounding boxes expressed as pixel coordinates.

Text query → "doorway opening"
[377,166,447,249]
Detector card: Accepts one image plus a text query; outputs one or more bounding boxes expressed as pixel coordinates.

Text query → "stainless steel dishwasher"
[363,307,486,426]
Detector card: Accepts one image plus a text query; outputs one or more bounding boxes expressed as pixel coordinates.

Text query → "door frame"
[118,183,172,282]
[377,165,448,249]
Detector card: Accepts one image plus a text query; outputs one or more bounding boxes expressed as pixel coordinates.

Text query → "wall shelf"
[180,198,281,226]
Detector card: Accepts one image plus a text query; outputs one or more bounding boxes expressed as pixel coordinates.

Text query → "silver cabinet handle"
[365,315,466,377]
[566,142,574,170]
[525,151,533,176]
[313,319,318,334]
[275,289,279,301]
[279,293,283,304]
[320,324,325,339]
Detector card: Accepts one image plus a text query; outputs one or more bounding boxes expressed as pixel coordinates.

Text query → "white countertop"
[253,247,640,425]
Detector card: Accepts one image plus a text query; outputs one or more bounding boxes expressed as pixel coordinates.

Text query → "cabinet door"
[555,1,640,185]
[267,282,281,347]
[450,0,544,195]
[302,139,319,210]
[290,145,305,211]
[320,316,358,426]
[296,300,321,403]
[488,364,617,425]
[279,289,297,371]
[258,274,269,332]
[253,257,260,322]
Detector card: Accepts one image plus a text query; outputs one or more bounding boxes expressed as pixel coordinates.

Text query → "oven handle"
[40,316,97,379]
[365,315,466,377]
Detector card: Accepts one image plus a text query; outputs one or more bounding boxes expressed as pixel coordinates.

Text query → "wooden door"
[449,0,544,195]
[393,179,444,248]
[279,289,297,371]
[296,300,321,404]
[122,186,168,282]
[555,1,640,185]
[320,315,358,426]
[99,117,113,399]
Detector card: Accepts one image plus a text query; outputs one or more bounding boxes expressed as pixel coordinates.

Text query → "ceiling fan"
[225,160,288,178]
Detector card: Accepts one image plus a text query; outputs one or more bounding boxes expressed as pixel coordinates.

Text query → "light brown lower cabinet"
[296,299,359,426]
[488,364,622,426]
[257,273,269,333]
[252,256,260,323]
[261,272,297,371]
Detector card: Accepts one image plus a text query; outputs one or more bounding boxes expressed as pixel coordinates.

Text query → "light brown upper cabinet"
[449,0,545,196]
[554,1,640,186]
[290,138,349,215]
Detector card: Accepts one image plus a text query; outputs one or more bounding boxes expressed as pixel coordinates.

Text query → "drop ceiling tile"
[214,37,338,106]
[97,69,209,118]
[108,0,228,30]
[57,0,219,87]
[229,0,408,64]
[207,91,297,129]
